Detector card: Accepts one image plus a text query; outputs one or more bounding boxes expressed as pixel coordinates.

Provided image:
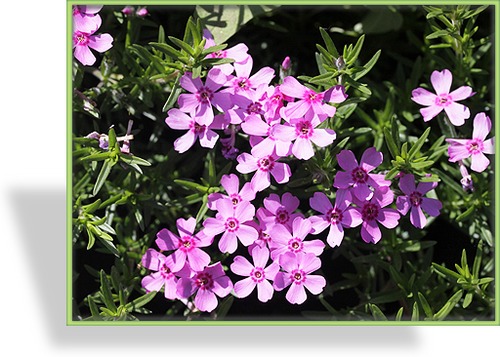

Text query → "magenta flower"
[73,27,113,66]
[224,56,275,95]
[273,252,326,305]
[309,190,363,248]
[165,109,227,153]
[446,112,495,172]
[176,262,233,312]
[230,246,280,302]
[236,151,292,192]
[280,76,347,121]
[354,187,400,244]
[141,249,180,300]
[177,67,231,125]
[333,147,391,201]
[268,217,324,261]
[242,116,292,158]
[246,207,275,252]
[73,5,102,33]
[207,173,256,210]
[411,69,473,126]
[396,174,442,229]
[259,192,303,231]
[155,217,213,272]
[226,82,269,125]
[202,200,258,254]
[203,29,250,75]
[273,109,336,160]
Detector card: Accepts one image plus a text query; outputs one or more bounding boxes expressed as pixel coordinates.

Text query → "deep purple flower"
[446,112,495,172]
[230,246,280,302]
[333,147,391,201]
[309,190,362,248]
[273,252,326,305]
[396,174,442,229]
[411,69,473,126]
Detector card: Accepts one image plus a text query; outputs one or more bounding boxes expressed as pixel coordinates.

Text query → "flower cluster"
[140,30,454,313]
[72,5,113,66]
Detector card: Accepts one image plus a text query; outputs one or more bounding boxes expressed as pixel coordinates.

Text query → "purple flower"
[177,68,231,126]
[354,187,400,244]
[176,262,233,312]
[203,200,258,254]
[242,116,292,158]
[396,174,442,229]
[259,192,303,231]
[230,246,280,302]
[268,217,325,261]
[273,109,336,160]
[309,190,362,248]
[446,112,495,172]
[236,151,292,192]
[141,249,179,300]
[155,217,213,272]
[333,147,391,201]
[411,69,473,126]
[273,252,326,305]
[207,173,256,210]
[165,110,227,153]
[280,76,347,121]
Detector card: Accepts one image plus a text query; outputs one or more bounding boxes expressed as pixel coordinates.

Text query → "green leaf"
[383,127,400,159]
[462,291,474,308]
[345,34,365,65]
[168,36,195,56]
[433,290,463,321]
[118,153,151,167]
[352,49,381,81]
[411,301,419,321]
[214,295,234,319]
[195,194,210,224]
[395,307,404,321]
[87,296,103,320]
[93,158,114,196]
[368,303,388,321]
[426,29,450,40]
[432,262,463,281]
[79,151,111,162]
[408,127,431,160]
[97,236,120,257]
[163,73,183,112]
[85,226,96,250]
[319,27,339,58]
[472,240,483,278]
[150,42,183,60]
[174,179,209,193]
[418,292,433,318]
[99,270,117,313]
[124,291,157,312]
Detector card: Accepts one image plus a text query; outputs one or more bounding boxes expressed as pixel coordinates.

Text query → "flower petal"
[234,277,257,298]
[303,274,326,295]
[410,206,427,229]
[337,150,358,171]
[361,220,381,244]
[449,86,473,101]
[420,105,443,122]
[411,87,437,106]
[256,280,275,302]
[360,147,383,172]
[444,102,470,126]
[286,282,307,304]
[430,69,452,95]
[472,112,491,141]
[194,288,218,312]
[470,152,490,172]
[309,192,333,215]
[88,33,113,52]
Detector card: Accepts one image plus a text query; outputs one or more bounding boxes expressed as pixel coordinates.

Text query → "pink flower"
[273,252,326,305]
[446,112,495,172]
[176,262,233,312]
[177,67,231,125]
[155,217,213,272]
[333,147,391,201]
[207,173,256,210]
[73,28,113,66]
[246,207,275,252]
[280,76,347,121]
[309,190,362,248]
[203,29,250,75]
[268,217,324,261]
[259,192,303,231]
[236,151,292,192]
[202,200,258,254]
[165,110,227,153]
[243,116,292,158]
[73,5,102,33]
[396,174,442,229]
[223,56,275,95]
[136,7,148,17]
[230,246,280,302]
[353,187,400,244]
[273,109,336,160]
[411,69,473,126]
[141,249,179,300]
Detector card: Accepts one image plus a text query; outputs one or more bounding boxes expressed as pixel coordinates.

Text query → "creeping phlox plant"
[72,5,495,321]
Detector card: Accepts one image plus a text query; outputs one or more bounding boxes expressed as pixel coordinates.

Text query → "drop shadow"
[11,187,419,350]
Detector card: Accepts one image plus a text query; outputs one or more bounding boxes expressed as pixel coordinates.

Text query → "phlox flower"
[141,249,180,300]
[203,200,258,254]
[73,27,113,66]
[230,246,280,302]
[226,83,269,125]
[176,262,233,313]
[333,147,391,201]
[177,67,231,126]
[223,56,275,95]
[309,190,362,248]
[203,29,250,75]
[236,151,292,192]
[155,217,213,272]
[353,187,400,244]
[165,110,227,153]
[396,174,442,229]
[73,5,102,33]
[273,252,326,305]
[259,192,303,232]
[268,216,325,261]
[273,109,336,160]
[243,116,292,158]
[279,76,347,121]
[207,173,256,210]
[446,112,495,172]
[411,69,473,126]
[246,207,275,252]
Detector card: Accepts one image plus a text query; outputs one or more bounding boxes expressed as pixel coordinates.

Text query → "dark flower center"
[225,217,239,232]
[326,208,343,224]
[257,156,275,172]
[275,208,289,224]
[195,272,214,290]
[197,86,214,104]
[361,202,379,221]
[409,192,423,206]
[351,167,368,183]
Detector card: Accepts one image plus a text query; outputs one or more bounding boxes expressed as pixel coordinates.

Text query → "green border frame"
[67,0,500,326]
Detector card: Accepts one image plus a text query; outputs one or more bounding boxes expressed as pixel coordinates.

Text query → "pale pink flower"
[207,173,256,210]
[73,28,113,66]
[230,246,280,302]
[446,112,495,172]
[223,56,275,96]
[411,69,473,126]
[243,116,292,158]
[141,249,179,300]
[203,29,250,75]
[273,252,326,305]
[73,5,102,33]
[236,151,292,192]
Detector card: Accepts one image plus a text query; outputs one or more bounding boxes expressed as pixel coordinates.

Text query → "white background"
[0,1,497,355]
